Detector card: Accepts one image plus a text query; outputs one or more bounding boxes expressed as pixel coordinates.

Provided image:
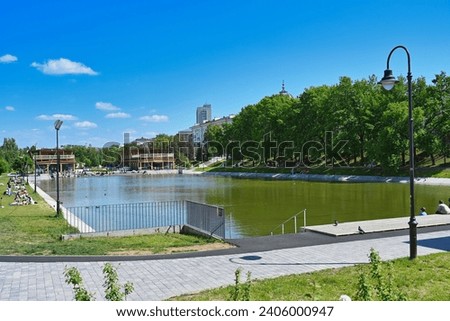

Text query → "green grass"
[173,252,450,301]
[0,174,219,255]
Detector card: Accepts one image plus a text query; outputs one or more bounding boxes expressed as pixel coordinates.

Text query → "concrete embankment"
[201,171,450,186]
[30,168,450,186]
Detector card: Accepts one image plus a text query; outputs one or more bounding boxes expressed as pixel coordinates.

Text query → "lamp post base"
[409,218,418,259]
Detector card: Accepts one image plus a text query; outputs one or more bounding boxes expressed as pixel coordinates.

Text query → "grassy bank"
[0,174,219,256]
[173,252,450,301]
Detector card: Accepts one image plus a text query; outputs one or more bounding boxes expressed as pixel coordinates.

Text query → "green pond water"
[38,175,450,238]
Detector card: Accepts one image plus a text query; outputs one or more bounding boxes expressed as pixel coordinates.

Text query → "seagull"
[358,226,366,234]
[333,220,339,226]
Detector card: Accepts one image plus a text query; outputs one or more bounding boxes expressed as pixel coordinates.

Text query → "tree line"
[1,72,449,175]
[203,72,450,173]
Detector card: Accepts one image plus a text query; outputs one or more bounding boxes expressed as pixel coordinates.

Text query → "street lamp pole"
[379,45,417,259]
[54,120,63,216]
[34,154,37,193]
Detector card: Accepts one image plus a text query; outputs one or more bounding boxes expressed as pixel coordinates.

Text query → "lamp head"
[54,120,63,130]
[378,69,398,91]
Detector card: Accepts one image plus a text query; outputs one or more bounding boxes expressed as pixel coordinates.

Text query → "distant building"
[123,143,175,170]
[133,137,153,145]
[176,129,194,161]
[279,80,293,97]
[34,148,76,173]
[191,115,235,144]
[177,129,193,143]
[122,136,176,170]
[196,104,212,124]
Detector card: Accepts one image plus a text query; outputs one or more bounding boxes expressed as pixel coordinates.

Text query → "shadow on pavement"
[417,236,450,251]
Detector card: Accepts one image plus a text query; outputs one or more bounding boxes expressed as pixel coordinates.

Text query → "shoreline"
[30,169,450,186]
[200,171,450,186]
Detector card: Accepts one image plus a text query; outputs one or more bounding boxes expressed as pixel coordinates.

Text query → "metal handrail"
[270,209,307,236]
[35,155,75,160]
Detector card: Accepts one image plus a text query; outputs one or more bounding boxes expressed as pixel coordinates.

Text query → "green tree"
[368,102,408,173]
[0,138,19,165]
[0,157,9,175]
[204,125,225,157]
[422,72,450,164]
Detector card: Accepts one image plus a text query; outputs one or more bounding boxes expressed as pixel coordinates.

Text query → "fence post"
[303,209,307,231]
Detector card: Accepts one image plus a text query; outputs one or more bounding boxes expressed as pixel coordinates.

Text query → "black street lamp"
[379,45,417,259]
[54,119,63,216]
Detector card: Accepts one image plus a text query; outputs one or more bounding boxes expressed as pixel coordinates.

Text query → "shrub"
[64,263,134,301]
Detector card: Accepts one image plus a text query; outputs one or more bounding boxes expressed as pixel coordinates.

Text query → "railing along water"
[270,209,307,236]
[65,200,225,239]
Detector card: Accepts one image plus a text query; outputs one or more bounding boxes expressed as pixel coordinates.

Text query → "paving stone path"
[1,229,448,301]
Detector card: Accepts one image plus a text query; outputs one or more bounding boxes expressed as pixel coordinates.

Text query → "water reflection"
[38,174,450,238]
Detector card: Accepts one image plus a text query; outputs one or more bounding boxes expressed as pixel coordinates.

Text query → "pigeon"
[358,226,366,234]
[333,220,339,226]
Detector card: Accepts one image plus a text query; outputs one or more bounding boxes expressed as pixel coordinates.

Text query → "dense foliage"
[1,73,449,174]
[204,73,450,173]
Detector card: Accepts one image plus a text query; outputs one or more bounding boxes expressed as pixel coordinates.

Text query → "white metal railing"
[131,153,175,159]
[35,155,75,160]
[65,200,226,239]
[270,209,307,236]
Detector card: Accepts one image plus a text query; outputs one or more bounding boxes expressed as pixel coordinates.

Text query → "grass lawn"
[173,252,450,301]
[0,174,220,256]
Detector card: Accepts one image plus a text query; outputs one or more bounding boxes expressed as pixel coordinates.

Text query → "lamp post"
[378,45,417,259]
[54,119,63,216]
[34,153,37,193]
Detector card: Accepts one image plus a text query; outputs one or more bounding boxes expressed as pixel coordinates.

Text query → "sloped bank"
[201,171,450,186]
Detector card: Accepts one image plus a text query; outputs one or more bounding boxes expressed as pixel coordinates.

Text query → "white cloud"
[139,114,169,122]
[0,54,17,63]
[31,58,98,75]
[96,101,120,111]
[36,113,77,121]
[106,112,131,119]
[74,121,98,129]
[5,106,15,111]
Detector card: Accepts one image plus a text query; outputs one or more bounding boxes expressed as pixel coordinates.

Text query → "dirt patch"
[107,242,235,256]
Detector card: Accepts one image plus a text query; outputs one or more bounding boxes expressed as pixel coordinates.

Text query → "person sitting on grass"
[435,200,450,214]
[419,207,427,216]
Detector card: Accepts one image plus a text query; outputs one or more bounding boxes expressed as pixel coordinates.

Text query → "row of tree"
[1,72,449,175]
[203,72,450,173]
[0,138,33,175]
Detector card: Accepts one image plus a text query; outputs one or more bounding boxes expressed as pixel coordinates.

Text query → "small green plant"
[229,268,252,301]
[356,267,372,301]
[64,263,134,301]
[103,263,134,301]
[64,267,95,301]
[355,248,406,301]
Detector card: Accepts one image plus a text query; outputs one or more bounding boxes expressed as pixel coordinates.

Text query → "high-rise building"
[196,104,212,124]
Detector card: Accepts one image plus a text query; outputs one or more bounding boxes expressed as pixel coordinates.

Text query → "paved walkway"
[0,227,449,301]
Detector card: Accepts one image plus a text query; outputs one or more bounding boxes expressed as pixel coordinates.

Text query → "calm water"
[38,174,450,238]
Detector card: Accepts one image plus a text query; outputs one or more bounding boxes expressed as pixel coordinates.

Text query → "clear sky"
[1,0,450,148]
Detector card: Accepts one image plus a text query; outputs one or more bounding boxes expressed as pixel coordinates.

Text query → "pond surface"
[38,174,450,238]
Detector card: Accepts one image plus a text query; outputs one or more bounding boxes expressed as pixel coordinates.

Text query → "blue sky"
[1,0,450,148]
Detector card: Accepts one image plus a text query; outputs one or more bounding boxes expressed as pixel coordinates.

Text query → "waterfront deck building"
[124,145,175,170]
[34,149,76,173]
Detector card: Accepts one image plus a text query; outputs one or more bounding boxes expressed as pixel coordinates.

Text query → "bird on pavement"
[358,226,366,234]
[333,220,339,226]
